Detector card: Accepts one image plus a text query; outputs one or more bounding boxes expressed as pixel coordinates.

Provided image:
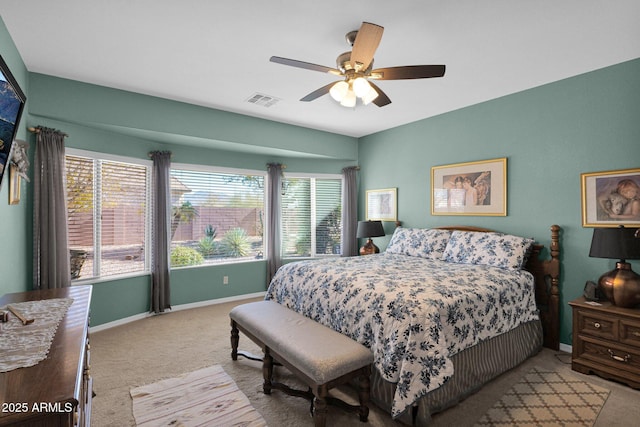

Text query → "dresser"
[0,285,92,426]
[569,296,640,389]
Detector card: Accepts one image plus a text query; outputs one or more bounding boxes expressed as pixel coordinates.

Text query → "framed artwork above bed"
[431,157,507,216]
[581,167,640,227]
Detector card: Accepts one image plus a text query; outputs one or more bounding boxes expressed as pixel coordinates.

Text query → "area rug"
[130,365,267,426]
[474,367,610,426]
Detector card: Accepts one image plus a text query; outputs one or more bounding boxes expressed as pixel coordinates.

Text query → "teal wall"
[0,18,30,295]
[88,262,266,326]
[27,73,357,163]
[358,57,640,345]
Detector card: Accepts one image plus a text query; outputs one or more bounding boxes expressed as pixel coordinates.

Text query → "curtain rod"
[28,127,69,137]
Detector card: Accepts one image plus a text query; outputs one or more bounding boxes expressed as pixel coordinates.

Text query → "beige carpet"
[475,367,610,426]
[130,365,267,426]
[89,298,640,426]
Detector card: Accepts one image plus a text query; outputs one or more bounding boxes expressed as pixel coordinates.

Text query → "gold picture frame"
[366,188,397,221]
[8,164,20,205]
[581,167,640,227]
[431,158,507,216]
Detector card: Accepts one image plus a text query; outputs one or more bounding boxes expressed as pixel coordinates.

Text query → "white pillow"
[442,230,534,270]
[386,227,452,260]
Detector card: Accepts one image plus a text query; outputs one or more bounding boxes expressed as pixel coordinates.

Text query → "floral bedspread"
[265,253,539,418]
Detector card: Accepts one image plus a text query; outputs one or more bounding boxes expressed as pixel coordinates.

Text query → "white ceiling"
[1,0,639,139]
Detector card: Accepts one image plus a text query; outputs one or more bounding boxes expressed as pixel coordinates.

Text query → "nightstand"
[569,296,640,389]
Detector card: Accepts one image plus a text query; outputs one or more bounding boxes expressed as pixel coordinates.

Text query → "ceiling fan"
[270,22,446,108]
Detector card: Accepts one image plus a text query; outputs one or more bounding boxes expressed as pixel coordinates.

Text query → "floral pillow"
[385,227,452,260]
[442,230,534,270]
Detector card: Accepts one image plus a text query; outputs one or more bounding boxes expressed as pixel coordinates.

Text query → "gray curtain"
[150,151,172,313]
[341,166,359,257]
[266,163,283,285]
[33,127,71,289]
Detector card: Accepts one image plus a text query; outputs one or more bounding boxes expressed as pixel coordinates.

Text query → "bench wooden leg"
[358,371,371,422]
[230,320,239,361]
[263,349,274,395]
[313,389,328,427]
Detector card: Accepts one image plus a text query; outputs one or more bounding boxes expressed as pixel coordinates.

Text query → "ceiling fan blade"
[270,56,341,75]
[370,65,446,80]
[350,22,384,71]
[300,82,336,102]
[368,81,391,107]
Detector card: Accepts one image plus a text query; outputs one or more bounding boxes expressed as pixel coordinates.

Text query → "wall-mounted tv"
[0,54,27,191]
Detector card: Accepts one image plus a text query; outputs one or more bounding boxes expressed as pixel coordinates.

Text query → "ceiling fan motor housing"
[336,52,373,75]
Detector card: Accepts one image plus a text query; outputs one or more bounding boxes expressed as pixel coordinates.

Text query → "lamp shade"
[356,220,385,238]
[589,227,640,261]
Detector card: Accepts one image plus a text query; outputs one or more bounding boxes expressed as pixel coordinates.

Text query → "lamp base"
[597,261,640,308]
[359,238,380,256]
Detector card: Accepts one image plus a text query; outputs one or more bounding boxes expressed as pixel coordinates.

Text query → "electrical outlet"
[223,276,229,285]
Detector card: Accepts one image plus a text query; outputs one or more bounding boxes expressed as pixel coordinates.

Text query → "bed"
[265,225,560,425]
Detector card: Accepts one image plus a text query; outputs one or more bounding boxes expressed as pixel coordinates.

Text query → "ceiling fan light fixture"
[340,88,357,107]
[329,81,349,102]
[361,86,379,105]
[352,77,371,98]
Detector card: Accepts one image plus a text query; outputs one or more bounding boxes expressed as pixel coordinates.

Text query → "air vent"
[246,93,280,108]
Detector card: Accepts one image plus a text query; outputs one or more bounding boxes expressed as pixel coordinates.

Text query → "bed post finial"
[548,225,561,296]
[550,224,560,259]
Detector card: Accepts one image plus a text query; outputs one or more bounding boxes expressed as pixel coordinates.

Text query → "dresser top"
[0,285,92,424]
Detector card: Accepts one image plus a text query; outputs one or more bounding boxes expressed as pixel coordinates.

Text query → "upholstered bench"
[230,300,373,427]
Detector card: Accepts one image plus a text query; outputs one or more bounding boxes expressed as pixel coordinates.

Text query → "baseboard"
[559,342,572,354]
[90,312,150,334]
[89,292,266,333]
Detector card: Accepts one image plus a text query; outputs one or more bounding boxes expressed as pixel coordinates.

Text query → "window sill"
[71,271,150,286]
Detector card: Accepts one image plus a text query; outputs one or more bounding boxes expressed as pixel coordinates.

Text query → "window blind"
[66,154,150,280]
[169,168,265,266]
[282,176,342,257]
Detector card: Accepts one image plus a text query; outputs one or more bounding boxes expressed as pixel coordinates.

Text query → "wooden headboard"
[434,224,561,351]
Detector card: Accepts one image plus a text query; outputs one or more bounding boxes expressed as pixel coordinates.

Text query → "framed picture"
[581,167,640,227]
[8,164,20,205]
[431,157,507,216]
[366,188,397,221]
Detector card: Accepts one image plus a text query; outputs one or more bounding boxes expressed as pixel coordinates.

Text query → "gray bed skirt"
[369,319,544,425]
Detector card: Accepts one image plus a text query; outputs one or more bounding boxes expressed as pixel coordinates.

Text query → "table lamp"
[356,220,385,255]
[589,226,640,308]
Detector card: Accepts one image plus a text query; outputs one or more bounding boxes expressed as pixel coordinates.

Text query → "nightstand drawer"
[576,309,618,341]
[621,318,640,348]
[579,336,640,376]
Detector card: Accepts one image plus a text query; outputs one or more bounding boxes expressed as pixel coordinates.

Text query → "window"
[281,175,342,258]
[66,151,151,281]
[170,165,265,267]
